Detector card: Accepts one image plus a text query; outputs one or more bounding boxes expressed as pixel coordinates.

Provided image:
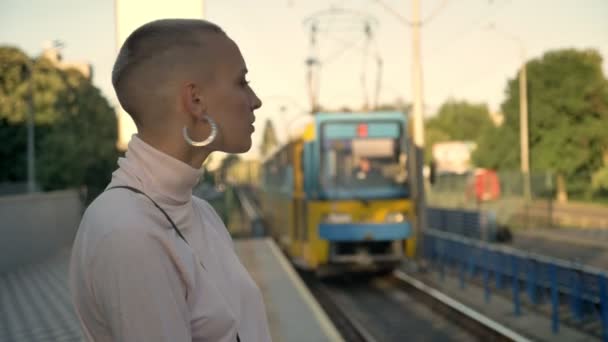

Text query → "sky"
[1,0,607,160]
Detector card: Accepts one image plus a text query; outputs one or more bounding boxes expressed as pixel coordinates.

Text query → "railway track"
[302,270,530,342]
[235,187,531,341]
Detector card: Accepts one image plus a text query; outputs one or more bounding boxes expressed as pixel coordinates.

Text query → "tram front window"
[320,137,408,195]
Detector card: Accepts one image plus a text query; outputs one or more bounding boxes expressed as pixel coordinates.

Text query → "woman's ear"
[181,82,206,119]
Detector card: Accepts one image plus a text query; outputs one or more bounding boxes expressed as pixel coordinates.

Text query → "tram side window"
[278,150,294,195]
[264,156,293,193]
[298,148,304,191]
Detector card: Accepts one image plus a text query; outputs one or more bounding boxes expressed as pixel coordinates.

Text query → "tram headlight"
[385,212,406,223]
[324,212,353,224]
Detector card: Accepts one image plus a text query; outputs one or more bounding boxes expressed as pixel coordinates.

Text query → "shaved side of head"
[112,19,226,130]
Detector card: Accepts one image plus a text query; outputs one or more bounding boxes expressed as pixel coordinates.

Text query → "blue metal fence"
[424,229,608,340]
[427,207,497,242]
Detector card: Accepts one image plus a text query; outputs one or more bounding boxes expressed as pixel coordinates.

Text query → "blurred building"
[432,141,476,175]
[41,46,92,79]
[489,111,504,126]
[114,0,205,150]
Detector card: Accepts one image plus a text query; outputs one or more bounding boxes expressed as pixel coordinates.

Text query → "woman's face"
[202,36,262,154]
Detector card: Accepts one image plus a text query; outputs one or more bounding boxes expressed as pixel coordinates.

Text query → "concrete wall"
[0,189,83,273]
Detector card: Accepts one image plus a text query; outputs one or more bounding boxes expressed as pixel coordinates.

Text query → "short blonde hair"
[112,19,225,125]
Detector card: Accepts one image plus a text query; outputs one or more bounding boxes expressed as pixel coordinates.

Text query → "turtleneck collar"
[112,134,203,206]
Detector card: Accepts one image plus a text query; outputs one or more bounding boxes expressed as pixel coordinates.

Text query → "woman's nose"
[251,90,262,110]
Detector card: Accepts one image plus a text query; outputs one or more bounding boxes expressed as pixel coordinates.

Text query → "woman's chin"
[222,139,252,154]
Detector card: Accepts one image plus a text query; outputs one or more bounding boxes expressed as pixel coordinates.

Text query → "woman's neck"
[138,131,211,169]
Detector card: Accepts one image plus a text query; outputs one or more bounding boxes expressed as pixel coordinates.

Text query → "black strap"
[107,185,241,342]
[108,185,189,243]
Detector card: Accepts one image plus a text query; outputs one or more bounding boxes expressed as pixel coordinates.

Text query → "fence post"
[599,275,608,342]
[425,234,432,262]
[527,260,538,304]
[550,263,559,334]
[460,256,466,289]
[483,250,491,303]
[468,250,475,278]
[438,241,445,281]
[512,255,521,316]
[496,252,504,290]
[460,210,466,236]
[570,271,583,322]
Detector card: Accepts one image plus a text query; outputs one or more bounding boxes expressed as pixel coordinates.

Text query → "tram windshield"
[320,132,408,197]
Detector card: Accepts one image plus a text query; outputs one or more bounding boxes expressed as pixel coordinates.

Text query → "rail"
[424,228,608,341]
[235,187,265,237]
[394,270,531,341]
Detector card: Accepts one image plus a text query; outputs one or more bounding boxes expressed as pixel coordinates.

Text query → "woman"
[70,19,271,342]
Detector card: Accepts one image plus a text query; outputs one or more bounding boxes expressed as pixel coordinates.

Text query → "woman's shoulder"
[191,196,220,220]
[74,189,173,271]
[81,188,158,236]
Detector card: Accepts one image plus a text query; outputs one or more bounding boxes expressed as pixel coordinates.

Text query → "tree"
[0,46,118,202]
[472,125,519,170]
[425,99,493,164]
[474,48,608,201]
[37,68,118,198]
[592,166,608,197]
[427,99,493,141]
[591,150,608,198]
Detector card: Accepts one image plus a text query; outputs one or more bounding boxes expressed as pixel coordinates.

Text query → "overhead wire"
[371,35,384,109]
[372,0,414,26]
[322,36,367,65]
[421,0,451,25]
[303,3,386,110]
[425,0,513,60]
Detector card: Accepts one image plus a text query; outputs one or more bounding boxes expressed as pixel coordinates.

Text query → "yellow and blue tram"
[260,111,415,275]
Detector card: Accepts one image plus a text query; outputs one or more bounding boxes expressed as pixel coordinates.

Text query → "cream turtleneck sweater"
[70,135,271,342]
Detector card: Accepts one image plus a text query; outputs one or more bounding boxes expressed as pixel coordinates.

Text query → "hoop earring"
[183,115,218,147]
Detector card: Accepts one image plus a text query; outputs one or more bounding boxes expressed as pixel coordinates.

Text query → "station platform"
[235,237,343,342]
[0,248,81,342]
[0,238,343,342]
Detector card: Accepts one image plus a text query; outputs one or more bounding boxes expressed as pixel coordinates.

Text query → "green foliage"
[0,47,31,124]
[427,99,494,141]
[472,125,519,169]
[592,166,608,195]
[474,48,608,199]
[425,99,493,163]
[0,46,118,202]
[0,118,27,182]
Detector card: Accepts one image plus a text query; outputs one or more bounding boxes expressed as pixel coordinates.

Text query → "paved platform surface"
[0,238,342,342]
[235,238,343,342]
[0,248,82,342]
